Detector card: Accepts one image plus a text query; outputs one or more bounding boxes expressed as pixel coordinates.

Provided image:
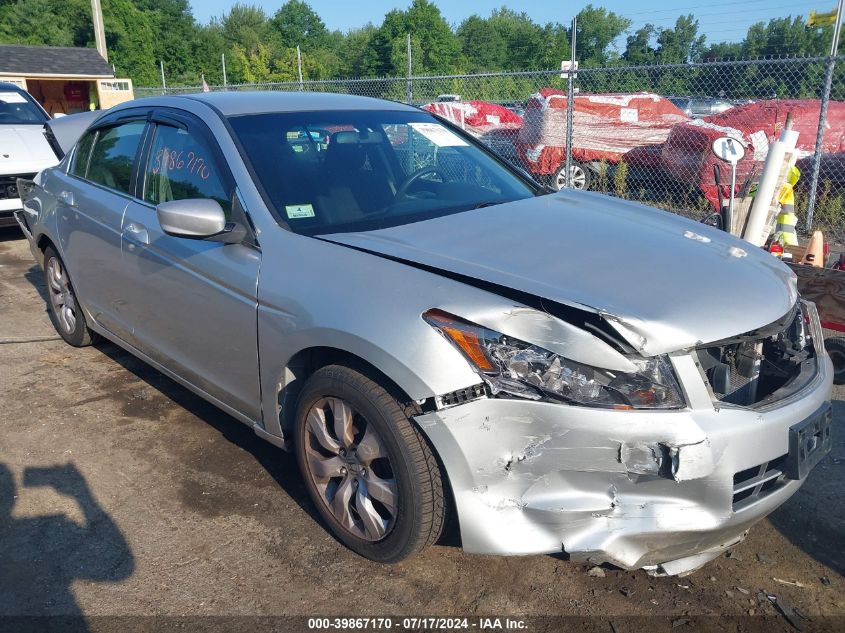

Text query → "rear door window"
[85,121,146,194]
[142,124,232,218]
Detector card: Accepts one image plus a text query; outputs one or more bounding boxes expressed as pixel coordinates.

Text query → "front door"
[119,115,261,420]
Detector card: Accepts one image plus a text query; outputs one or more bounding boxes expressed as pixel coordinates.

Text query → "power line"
[617,0,815,17]
[623,3,816,25]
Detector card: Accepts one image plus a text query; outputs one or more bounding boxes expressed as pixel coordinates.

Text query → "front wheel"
[43,246,93,347]
[294,365,445,562]
[553,160,592,191]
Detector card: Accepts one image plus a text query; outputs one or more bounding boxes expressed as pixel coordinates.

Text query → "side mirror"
[156,198,227,239]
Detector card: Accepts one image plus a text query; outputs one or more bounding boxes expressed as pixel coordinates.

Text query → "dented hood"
[324,190,798,355]
[0,125,57,175]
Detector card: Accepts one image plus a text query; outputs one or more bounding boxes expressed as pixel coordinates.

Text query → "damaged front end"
[695,302,818,408]
[416,301,832,575]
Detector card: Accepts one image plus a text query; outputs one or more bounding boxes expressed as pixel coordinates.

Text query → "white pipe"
[743,127,798,246]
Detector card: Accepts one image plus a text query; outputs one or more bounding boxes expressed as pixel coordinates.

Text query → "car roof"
[168,91,420,117]
[0,81,26,93]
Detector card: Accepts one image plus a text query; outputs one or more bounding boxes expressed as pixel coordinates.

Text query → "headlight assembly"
[424,309,685,410]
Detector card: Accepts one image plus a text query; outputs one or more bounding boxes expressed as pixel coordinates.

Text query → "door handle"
[123,222,150,246]
[58,190,75,207]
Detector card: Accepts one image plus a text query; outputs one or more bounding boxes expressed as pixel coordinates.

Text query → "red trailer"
[421,100,523,136]
[515,89,688,190]
[662,99,845,209]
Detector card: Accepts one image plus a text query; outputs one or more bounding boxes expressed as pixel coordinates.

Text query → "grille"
[0,174,35,200]
[438,383,487,407]
[732,455,788,511]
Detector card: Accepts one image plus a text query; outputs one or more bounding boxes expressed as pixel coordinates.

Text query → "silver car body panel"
[415,348,832,573]
[16,92,833,575]
[325,191,799,356]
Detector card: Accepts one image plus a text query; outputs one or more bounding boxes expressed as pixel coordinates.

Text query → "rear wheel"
[294,365,445,562]
[826,337,845,385]
[43,246,93,347]
[553,160,591,191]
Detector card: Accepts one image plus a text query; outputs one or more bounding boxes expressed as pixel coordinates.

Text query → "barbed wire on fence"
[136,56,845,245]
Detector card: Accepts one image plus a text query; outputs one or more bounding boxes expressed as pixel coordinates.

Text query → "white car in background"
[0,82,58,227]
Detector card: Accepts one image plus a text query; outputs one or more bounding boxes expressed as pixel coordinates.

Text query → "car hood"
[0,125,58,175]
[323,191,798,355]
[45,110,102,157]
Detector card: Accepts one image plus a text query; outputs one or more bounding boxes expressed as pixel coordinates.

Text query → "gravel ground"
[0,228,843,631]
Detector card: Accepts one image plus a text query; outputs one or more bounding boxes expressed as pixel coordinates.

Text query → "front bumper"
[415,352,833,575]
[0,198,22,227]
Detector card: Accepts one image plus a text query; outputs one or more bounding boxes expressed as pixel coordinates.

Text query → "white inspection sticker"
[409,122,468,147]
[285,203,315,219]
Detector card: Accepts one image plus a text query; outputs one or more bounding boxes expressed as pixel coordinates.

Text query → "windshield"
[228,110,536,235]
[0,90,47,125]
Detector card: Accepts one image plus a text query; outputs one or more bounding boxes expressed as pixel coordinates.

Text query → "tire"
[553,160,592,191]
[294,364,445,562]
[43,245,93,347]
[826,337,845,385]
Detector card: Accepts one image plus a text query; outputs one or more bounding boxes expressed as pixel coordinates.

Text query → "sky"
[188,0,827,46]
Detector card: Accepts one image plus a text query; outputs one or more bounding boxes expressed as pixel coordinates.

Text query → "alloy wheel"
[46,256,77,334]
[556,163,588,190]
[303,397,398,541]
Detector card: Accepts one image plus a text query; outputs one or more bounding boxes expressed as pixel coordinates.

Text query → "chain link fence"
[138,56,845,248]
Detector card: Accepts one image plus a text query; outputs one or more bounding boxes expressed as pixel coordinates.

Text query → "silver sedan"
[16,92,832,574]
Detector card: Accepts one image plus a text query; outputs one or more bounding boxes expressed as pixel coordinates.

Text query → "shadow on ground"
[93,339,463,548]
[93,340,326,527]
[768,398,845,576]
[0,463,134,630]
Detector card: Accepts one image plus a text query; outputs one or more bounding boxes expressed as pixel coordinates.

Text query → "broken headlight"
[424,309,684,410]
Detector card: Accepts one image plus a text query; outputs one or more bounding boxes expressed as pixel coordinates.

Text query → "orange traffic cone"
[802,230,824,267]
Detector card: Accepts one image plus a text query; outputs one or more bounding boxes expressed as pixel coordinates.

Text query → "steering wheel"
[393,166,446,201]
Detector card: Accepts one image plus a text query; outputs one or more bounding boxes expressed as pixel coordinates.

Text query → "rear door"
[54,115,149,338]
[119,109,261,419]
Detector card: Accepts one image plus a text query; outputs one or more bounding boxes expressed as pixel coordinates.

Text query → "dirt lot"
[1,228,843,631]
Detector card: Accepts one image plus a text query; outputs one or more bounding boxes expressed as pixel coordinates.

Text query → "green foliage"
[0,0,840,93]
[575,4,631,66]
[614,162,628,198]
[595,160,609,193]
[271,0,328,51]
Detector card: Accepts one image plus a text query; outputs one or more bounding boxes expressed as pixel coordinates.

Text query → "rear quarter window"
[71,132,95,178]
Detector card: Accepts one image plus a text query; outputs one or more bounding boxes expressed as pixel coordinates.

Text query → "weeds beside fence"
[137,56,845,245]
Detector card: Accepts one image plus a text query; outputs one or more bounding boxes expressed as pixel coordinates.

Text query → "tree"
[575,4,631,66]
[103,0,158,85]
[338,25,377,76]
[134,0,202,84]
[656,15,705,63]
[457,15,507,72]
[537,22,571,70]
[365,0,460,76]
[623,25,657,65]
[220,3,276,55]
[0,0,93,47]
[271,0,328,50]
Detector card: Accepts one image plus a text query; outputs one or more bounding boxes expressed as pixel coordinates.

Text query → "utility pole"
[160,60,166,95]
[222,53,228,89]
[564,16,577,189]
[90,0,108,62]
[297,45,304,90]
[406,33,413,104]
[805,0,843,231]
